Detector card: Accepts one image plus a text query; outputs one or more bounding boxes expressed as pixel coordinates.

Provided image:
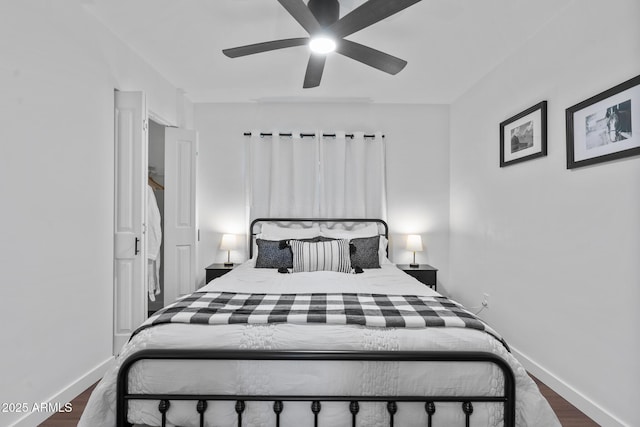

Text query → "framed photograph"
[566,74,640,169]
[500,101,547,167]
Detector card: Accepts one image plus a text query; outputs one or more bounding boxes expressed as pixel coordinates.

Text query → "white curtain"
[248,131,386,220]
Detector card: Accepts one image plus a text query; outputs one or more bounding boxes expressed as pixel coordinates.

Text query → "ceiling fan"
[222,0,423,88]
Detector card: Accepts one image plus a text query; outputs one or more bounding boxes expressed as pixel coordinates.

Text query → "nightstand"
[398,264,438,291]
[205,263,234,284]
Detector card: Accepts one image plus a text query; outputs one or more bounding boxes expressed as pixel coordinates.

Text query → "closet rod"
[243,132,384,139]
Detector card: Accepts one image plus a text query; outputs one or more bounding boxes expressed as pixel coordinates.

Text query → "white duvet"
[79,261,560,427]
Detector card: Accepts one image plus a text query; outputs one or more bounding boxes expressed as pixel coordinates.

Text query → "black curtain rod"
[243,132,384,139]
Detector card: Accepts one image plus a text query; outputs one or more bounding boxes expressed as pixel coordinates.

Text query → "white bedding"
[79,261,560,427]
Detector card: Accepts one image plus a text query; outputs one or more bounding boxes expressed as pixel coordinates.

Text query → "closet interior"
[148,119,165,315]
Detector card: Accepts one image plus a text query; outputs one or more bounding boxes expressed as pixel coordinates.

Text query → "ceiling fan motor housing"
[308,0,340,27]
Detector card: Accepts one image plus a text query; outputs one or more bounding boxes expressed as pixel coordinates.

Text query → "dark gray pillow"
[255,239,293,269]
[350,235,380,269]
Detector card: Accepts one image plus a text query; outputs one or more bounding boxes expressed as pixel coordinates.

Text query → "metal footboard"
[116,349,515,427]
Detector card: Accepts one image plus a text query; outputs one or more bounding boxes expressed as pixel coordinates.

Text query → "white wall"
[0,2,183,425]
[449,0,640,426]
[194,102,450,287]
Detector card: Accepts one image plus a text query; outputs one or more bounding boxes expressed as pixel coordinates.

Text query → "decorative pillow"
[255,239,293,269]
[350,235,381,269]
[320,224,389,264]
[290,239,352,273]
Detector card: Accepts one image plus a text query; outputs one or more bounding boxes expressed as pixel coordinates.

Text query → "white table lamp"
[406,234,423,268]
[220,234,237,267]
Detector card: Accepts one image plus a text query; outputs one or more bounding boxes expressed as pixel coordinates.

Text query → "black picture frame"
[500,101,547,167]
[566,74,640,169]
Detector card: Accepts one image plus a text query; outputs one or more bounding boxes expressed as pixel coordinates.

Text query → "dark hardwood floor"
[38,383,96,427]
[531,376,600,427]
[40,375,599,426]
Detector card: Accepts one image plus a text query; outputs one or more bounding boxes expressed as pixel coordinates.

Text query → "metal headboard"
[249,218,389,259]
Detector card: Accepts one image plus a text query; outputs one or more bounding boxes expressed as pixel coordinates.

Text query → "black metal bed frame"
[117,349,515,427]
[248,217,389,259]
[116,218,516,426]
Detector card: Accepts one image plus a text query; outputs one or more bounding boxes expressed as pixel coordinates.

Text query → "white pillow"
[379,235,392,265]
[290,239,352,273]
[259,223,320,240]
[319,223,379,239]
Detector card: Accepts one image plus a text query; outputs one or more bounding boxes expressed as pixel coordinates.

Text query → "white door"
[164,128,197,304]
[113,91,148,355]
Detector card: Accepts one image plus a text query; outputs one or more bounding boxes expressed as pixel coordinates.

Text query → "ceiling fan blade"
[223,37,309,58]
[330,0,423,38]
[303,54,326,88]
[277,0,321,34]
[336,39,407,75]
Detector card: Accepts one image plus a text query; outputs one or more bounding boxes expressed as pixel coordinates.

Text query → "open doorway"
[113,90,198,355]
[147,119,165,315]
[147,120,199,314]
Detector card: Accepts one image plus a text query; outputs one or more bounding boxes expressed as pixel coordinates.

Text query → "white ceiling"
[84,0,572,104]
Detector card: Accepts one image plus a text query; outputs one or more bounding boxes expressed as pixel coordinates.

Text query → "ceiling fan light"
[309,37,336,54]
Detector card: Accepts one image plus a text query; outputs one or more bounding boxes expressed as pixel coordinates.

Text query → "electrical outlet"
[481,293,490,308]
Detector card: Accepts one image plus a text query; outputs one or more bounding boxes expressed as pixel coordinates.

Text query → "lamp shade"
[220,234,237,251]
[406,235,423,252]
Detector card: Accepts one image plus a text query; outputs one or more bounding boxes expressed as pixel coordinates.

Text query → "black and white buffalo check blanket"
[134,291,508,349]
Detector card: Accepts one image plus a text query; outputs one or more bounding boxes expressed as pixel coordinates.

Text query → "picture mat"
[572,84,640,162]
[503,109,543,162]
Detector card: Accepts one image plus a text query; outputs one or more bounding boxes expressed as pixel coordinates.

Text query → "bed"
[79,218,560,427]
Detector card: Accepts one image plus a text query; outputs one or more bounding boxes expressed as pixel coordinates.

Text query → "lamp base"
[409,263,419,268]
[224,262,234,267]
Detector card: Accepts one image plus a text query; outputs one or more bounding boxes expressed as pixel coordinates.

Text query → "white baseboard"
[10,356,113,427]
[510,345,627,427]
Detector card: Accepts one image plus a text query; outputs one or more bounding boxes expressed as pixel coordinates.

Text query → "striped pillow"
[290,239,352,273]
